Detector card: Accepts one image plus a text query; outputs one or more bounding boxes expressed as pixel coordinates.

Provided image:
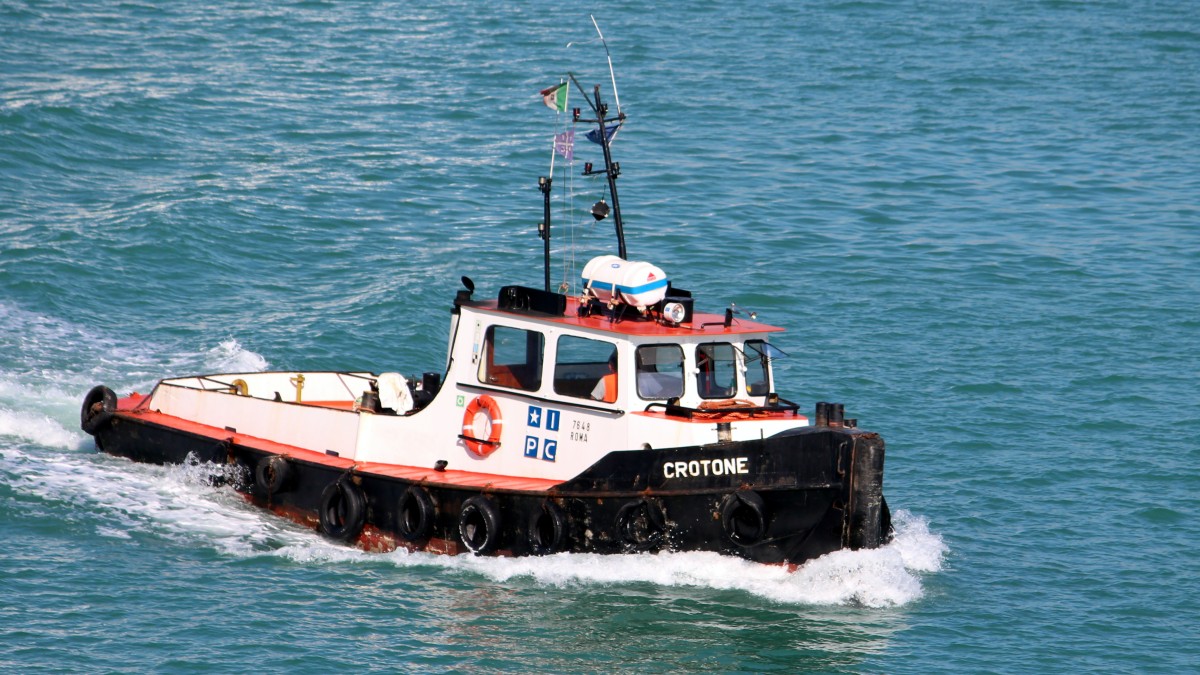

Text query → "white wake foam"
[0,406,85,450]
[2,445,321,557]
[377,509,945,608]
[0,302,269,447]
[198,338,270,374]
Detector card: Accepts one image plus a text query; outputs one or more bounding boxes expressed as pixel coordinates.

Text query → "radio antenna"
[590,15,621,115]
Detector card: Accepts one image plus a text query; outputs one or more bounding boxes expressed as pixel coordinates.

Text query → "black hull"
[88,411,889,566]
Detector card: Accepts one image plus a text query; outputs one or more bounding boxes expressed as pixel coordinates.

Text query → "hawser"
[80,36,892,567]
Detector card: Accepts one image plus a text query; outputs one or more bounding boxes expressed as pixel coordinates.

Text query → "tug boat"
[80,66,891,567]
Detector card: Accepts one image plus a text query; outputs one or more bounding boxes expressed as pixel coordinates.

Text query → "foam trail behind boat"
[378,510,946,608]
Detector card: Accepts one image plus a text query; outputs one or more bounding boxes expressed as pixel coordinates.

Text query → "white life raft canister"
[581,255,669,309]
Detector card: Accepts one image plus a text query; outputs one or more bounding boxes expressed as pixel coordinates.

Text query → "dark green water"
[2,1,1197,672]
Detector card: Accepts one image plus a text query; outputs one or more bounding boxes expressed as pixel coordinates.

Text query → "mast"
[569,74,627,260]
[538,175,552,292]
[538,78,568,294]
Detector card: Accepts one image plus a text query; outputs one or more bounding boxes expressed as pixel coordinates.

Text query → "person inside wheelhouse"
[590,350,618,403]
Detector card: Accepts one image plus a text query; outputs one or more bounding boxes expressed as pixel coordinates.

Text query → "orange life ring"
[461,395,503,457]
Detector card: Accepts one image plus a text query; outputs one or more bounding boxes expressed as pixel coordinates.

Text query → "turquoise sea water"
[2,1,1197,672]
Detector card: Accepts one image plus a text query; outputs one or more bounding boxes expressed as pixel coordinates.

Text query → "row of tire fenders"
[254,453,770,555]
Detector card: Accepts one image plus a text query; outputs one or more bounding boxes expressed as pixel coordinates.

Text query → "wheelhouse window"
[636,344,684,400]
[743,339,773,396]
[554,335,618,402]
[696,343,737,399]
[478,325,544,392]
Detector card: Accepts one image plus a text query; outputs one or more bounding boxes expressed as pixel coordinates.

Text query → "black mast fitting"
[566,73,627,260]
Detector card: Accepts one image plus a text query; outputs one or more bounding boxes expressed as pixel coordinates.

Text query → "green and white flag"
[540,81,568,112]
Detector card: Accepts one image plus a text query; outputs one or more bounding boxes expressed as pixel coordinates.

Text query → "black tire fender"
[80,385,117,435]
[615,499,666,551]
[527,500,568,555]
[254,455,293,496]
[720,490,768,546]
[396,486,436,542]
[458,495,501,554]
[318,479,367,542]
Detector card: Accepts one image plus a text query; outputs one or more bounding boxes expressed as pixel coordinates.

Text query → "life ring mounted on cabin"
[460,395,503,457]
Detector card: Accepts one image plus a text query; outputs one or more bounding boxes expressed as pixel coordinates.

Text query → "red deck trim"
[128,408,358,469]
[470,297,784,337]
[118,402,561,492]
[117,393,148,411]
[630,410,808,423]
[301,400,357,411]
[353,462,561,492]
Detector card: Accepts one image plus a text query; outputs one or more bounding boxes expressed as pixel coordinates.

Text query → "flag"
[585,123,621,146]
[540,82,568,112]
[554,129,574,162]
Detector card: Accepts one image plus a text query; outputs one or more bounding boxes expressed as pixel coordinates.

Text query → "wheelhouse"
[453,283,795,415]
